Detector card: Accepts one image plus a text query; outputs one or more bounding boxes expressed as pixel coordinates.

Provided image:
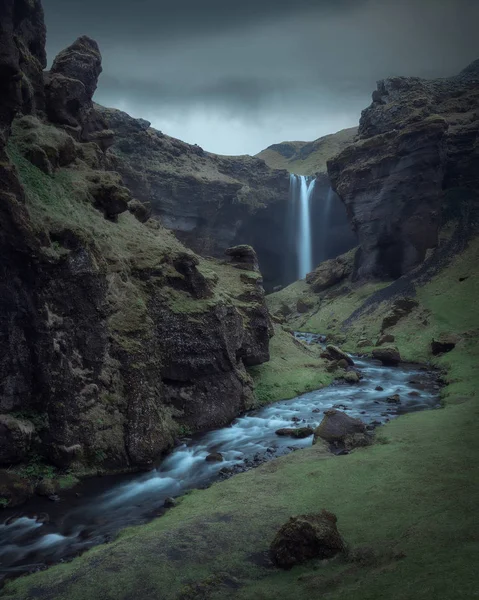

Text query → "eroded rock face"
[0,6,273,482]
[328,62,479,280]
[44,36,111,144]
[270,510,347,569]
[372,347,401,366]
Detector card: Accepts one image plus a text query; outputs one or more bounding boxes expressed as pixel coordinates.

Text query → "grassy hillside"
[256,127,357,175]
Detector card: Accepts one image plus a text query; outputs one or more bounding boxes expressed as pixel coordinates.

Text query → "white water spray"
[290,174,316,279]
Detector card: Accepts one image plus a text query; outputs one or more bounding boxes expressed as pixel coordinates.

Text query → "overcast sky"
[43,0,479,156]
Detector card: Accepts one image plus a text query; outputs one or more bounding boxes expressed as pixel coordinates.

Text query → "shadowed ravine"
[0,334,440,581]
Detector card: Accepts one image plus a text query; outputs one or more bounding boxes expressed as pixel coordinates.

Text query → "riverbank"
[3,237,478,600]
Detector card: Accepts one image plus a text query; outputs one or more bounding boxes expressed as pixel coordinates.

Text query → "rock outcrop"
[0,2,272,498]
[328,62,479,280]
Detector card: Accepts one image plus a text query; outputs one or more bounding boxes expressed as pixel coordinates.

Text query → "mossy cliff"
[0,3,276,504]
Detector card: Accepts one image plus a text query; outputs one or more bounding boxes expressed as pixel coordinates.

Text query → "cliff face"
[100,106,296,289]
[328,64,479,280]
[0,2,272,497]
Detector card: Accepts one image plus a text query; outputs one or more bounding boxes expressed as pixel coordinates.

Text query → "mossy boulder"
[342,371,361,384]
[0,471,34,507]
[372,346,401,366]
[270,509,347,569]
[313,410,366,444]
[306,251,355,293]
[275,427,314,439]
[325,345,354,366]
[296,296,315,313]
[376,333,395,346]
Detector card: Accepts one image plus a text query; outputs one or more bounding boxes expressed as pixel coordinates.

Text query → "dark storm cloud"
[42,0,479,154]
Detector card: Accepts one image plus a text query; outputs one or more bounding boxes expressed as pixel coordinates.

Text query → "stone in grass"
[275,427,314,439]
[313,410,366,444]
[270,509,347,569]
[372,346,401,366]
[376,334,395,347]
[357,339,373,348]
[431,333,461,356]
[205,452,224,462]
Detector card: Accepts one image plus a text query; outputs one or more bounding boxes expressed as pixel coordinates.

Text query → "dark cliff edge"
[0,1,272,506]
[328,63,479,281]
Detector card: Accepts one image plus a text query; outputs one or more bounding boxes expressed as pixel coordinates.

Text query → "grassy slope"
[248,325,333,406]
[256,128,357,176]
[4,240,478,599]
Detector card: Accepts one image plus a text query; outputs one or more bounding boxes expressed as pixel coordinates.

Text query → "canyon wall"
[0,1,272,498]
[328,64,479,280]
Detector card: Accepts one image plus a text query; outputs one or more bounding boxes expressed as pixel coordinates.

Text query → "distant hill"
[256,126,358,175]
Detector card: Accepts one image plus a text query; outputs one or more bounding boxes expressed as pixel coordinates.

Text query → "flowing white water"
[290,174,316,279]
[0,339,440,578]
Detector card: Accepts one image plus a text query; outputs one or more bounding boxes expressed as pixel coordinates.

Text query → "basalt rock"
[44,36,111,144]
[270,510,347,569]
[325,345,354,366]
[306,250,355,293]
[372,347,401,366]
[313,410,366,444]
[328,61,479,281]
[275,427,314,439]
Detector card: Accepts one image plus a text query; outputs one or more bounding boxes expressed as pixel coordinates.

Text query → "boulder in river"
[205,452,224,463]
[342,371,361,384]
[325,345,354,366]
[270,509,347,569]
[313,410,366,444]
[372,346,401,366]
[275,427,314,439]
[387,394,401,404]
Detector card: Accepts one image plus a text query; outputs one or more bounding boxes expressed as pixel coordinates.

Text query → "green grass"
[249,325,332,405]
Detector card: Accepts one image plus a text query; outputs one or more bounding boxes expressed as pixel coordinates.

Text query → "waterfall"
[317,186,335,264]
[290,174,316,279]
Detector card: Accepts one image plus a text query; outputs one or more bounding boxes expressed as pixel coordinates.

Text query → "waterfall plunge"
[290,174,316,279]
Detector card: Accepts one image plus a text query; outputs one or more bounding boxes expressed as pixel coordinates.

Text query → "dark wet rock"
[270,510,347,569]
[431,333,461,355]
[205,452,224,463]
[164,496,177,508]
[325,345,354,366]
[387,394,401,404]
[372,347,401,366]
[48,493,61,502]
[0,471,33,507]
[0,415,35,465]
[375,386,384,391]
[342,371,360,384]
[408,391,420,397]
[275,427,314,439]
[313,410,366,444]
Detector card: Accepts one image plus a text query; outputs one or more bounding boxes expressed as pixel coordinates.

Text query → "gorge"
[0,1,478,599]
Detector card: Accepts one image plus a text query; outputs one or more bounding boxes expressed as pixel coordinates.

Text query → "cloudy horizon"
[43,0,479,156]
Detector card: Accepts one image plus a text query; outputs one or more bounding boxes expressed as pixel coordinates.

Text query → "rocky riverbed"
[0,335,440,582]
